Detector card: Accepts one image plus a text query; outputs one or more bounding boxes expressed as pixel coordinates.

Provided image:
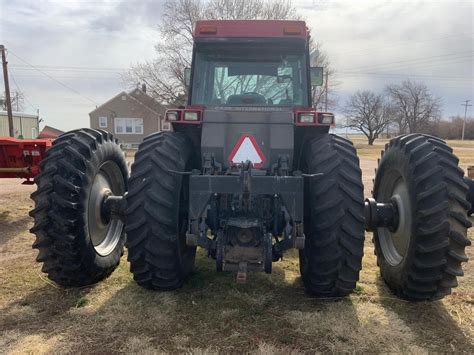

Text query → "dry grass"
[349,135,474,171]
[0,136,473,353]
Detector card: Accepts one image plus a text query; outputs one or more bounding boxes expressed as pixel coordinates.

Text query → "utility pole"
[324,71,329,112]
[461,99,472,141]
[1,44,14,137]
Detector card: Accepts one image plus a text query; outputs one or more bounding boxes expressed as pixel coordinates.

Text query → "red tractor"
[29,20,472,300]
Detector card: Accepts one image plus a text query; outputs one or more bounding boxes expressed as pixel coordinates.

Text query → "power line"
[341,56,473,74]
[339,71,474,82]
[10,64,125,74]
[362,56,473,72]
[331,32,474,57]
[339,70,473,79]
[1,44,14,136]
[335,57,474,84]
[9,72,39,112]
[347,51,473,73]
[362,55,473,74]
[11,73,121,81]
[461,100,472,141]
[7,49,98,105]
[10,64,127,71]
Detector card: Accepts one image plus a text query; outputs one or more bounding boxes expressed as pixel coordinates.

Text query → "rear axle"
[364,198,399,231]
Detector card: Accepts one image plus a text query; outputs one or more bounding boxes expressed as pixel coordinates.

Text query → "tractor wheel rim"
[88,161,125,256]
[377,172,412,266]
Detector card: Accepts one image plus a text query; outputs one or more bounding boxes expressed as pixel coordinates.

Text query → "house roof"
[89,89,166,116]
[129,88,165,114]
[38,125,64,139]
[0,111,39,119]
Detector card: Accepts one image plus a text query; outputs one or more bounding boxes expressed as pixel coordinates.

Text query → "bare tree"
[386,80,442,134]
[391,109,408,135]
[1,91,24,112]
[310,42,338,110]
[124,0,334,107]
[426,115,473,140]
[344,90,392,145]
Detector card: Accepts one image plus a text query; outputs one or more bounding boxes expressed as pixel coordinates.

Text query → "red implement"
[0,137,52,184]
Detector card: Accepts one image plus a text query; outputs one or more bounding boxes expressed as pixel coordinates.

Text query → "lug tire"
[126,132,196,290]
[373,134,472,300]
[30,128,128,287]
[464,176,473,216]
[299,134,365,297]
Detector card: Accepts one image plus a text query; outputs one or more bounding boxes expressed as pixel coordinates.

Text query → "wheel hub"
[88,161,125,256]
[377,175,412,266]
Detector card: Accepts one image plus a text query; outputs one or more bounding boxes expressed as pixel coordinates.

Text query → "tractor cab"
[166,20,330,172]
[190,30,311,107]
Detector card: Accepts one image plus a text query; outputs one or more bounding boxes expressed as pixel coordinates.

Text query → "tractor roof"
[193,20,308,40]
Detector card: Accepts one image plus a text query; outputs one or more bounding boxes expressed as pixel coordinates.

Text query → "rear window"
[191,47,308,107]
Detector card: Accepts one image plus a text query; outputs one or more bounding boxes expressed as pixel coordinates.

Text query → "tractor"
[30,20,472,301]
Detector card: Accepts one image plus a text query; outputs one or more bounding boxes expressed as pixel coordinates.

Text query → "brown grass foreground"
[0,137,473,353]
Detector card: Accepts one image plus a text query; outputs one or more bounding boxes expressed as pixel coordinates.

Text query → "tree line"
[343,80,472,144]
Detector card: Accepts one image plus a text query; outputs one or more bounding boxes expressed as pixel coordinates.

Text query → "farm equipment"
[0,137,51,184]
[0,45,52,184]
[30,20,472,301]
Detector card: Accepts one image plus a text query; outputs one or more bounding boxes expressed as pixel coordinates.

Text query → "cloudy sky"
[0,0,472,131]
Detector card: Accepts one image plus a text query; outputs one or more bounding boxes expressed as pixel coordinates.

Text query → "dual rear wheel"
[300,134,365,297]
[373,134,471,300]
[30,131,470,301]
[300,133,471,300]
[125,132,196,290]
[30,129,128,286]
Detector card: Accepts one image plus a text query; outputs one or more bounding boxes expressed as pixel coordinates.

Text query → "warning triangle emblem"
[228,134,266,168]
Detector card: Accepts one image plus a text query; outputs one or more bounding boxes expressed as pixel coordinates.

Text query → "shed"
[0,111,39,139]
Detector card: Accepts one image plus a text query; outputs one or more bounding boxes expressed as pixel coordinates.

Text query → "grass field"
[0,137,473,353]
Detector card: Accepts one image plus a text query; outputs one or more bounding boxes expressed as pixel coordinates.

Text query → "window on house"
[115,118,144,135]
[31,127,38,138]
[135,120,143,134]
[99,116,107,128]
[126,119,133,133]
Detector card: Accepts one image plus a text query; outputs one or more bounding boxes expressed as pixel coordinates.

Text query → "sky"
[0,0,472,131]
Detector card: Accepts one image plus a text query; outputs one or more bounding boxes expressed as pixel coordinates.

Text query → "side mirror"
[310,67,323,86]
[184,67,191,87]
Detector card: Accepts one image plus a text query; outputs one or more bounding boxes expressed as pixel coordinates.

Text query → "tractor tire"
[126,131,196,290]
[464,176,473,216]
[299,134,365,297]
[373,134,472,300]
[30,128,128,287]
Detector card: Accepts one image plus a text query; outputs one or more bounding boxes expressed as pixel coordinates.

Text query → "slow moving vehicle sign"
[228,134,265,168]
